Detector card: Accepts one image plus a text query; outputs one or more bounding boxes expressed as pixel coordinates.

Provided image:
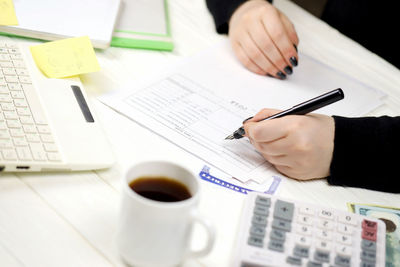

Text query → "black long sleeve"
[206,0,272,34]
[329,116,400,193]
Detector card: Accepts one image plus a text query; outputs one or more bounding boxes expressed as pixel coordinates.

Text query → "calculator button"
[253,205,269,216]
[334,254,351,267]
[274,200,294,221]
[293,245,310,258]
[337,223,354,235]
[360,262,375,267]
[286,256,302,266]
[299,206,315,216]
[338,214,358,226]
[315,240,332,251]
[336,234,353,246]
[268,239,284,252]
[298,215,313,226]
[317,219,334,230]
[313,249,330,263]
[296,224,312,236]
[318,209,335,220]
[255,196,271,206]
[362,229,377,242]
[336,245,352,257]
[362,220,377,231]
[252,214,268,227]
[248,236,263,248]
[360,250,376,264]
[316,229,333,240]
[269,229,286,241]
[294,235,312,247]
[272,218,292,232]
[361,240,377,252]
[306,260,323,267]
[249,226,265,237]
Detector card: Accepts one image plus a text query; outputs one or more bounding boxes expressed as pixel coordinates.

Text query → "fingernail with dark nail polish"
[284,66,292,75]
[276,71,286,79]
[293,44,298,52]
[243,116,253,123]
[290,56,298,67]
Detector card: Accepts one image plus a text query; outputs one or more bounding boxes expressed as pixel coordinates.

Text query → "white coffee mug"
[116,161,215,267]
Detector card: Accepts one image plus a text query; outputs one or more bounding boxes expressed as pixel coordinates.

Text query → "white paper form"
[100,40,385,184]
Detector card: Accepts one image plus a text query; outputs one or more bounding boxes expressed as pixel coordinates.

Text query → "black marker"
[224,88,344,140]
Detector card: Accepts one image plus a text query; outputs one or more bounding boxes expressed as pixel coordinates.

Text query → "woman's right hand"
[229,0,299,79]
[243,108,335,180]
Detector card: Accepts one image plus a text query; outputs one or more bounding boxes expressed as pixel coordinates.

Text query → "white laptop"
[0,41,114,172]
[0,0,121,49]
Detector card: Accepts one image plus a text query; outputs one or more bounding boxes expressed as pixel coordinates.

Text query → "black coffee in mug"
[129,176,191,202]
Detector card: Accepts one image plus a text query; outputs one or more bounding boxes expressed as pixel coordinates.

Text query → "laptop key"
[21,84,48,125]
[2,148,17,160]
[16,147,32,160]
[0,84,9,93]
[37,125,51,134]
[0,139,13,148]
[11,91,25,99]
[43,143,58,152]
[47,152,62,162]
[40,134,54,143]
[20,116,34,124]
[30,143,47,161]
[8,83,21,91]
[26,133,40,143]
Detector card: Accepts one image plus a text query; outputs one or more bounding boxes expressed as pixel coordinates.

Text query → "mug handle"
[186,210,216,258]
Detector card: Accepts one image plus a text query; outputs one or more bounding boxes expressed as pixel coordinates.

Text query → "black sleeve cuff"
[206,0,273,34]
[328,115,400,193]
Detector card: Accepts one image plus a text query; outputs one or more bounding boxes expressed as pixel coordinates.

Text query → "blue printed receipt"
[199,165,281,195]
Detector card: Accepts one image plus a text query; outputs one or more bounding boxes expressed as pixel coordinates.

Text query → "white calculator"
[231,192,386,267]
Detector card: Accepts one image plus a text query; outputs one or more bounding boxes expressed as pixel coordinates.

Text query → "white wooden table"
[1,1,400,266]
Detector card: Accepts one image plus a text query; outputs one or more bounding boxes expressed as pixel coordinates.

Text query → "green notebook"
[111,0,173,51]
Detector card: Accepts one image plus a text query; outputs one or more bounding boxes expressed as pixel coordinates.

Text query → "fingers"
[279,12,299,67]
[232,42,265,75]
[244,108,288,142]
[228,1,299,77]
[238,31,280,76]
[244,118,290,143]
[247,18,287,78]
[261,7,298,72]
[250,108,282,122]
[280,12,299,46]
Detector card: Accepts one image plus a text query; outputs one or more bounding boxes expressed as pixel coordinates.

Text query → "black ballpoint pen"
[225,88,344,140]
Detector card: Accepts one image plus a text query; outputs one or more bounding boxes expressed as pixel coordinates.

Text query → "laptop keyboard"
[0,42,61,163]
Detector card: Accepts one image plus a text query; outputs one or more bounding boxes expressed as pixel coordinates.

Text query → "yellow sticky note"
[0,0,18,25]
[30,36,101,78]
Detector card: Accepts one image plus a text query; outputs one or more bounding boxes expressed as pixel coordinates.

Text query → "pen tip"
[224,135,234,140]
